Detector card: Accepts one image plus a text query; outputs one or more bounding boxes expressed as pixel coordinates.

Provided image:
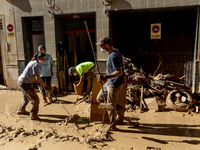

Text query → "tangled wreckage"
[123,54,200,113]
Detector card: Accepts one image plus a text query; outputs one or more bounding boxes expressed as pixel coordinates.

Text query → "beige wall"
[11,0,200,89]
[0,0,18,89]
[14,0,200,61]
[13,0,110,61]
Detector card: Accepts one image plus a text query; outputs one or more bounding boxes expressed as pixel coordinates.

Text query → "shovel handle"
[59,101,71,116]
[46,87,72,116]
[64,53,74,82]
[84,21,107,103]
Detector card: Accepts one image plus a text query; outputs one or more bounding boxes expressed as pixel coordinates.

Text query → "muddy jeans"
[18,82,40,117]
[96,84,122,128]
[41,76,52,95]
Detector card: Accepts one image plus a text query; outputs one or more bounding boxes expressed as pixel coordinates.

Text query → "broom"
[84,21,113,124]
[43,86,80,127]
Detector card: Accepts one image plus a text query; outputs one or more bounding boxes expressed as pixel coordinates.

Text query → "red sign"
[151,23,161,39]
[152,25,160,33]
[7,24,14,32]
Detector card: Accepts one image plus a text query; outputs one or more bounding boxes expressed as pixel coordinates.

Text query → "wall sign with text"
[151,23,161,39]
[6,23,15,37]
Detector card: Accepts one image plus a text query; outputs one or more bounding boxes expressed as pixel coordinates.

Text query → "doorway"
[22,17,44,65]
[56,15,96,91]
[63,31,95,67]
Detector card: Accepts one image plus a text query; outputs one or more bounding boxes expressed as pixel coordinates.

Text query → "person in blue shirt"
[96,37,124,131]
[38,45,54,104]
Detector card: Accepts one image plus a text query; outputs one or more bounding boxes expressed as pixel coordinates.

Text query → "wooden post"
[140,86,143,112]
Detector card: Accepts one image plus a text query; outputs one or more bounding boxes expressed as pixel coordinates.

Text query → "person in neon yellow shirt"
[69,61,95,93]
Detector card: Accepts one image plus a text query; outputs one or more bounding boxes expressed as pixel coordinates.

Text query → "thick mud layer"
[0,90,200,150]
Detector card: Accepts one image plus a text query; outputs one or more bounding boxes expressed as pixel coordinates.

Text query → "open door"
[63,31,95,92]
[55,15,96,91]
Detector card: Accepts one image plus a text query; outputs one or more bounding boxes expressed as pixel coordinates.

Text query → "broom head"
[98,103,113,110]
[65,114,80,124]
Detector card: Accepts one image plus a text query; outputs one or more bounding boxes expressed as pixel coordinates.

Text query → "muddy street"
[0,89,199,150]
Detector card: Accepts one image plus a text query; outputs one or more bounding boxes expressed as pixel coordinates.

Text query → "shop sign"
[151,23,161,39]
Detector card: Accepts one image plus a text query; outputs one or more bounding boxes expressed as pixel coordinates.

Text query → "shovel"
[64,53,74,92]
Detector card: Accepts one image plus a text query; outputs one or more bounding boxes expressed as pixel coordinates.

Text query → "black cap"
[96,36,113,46]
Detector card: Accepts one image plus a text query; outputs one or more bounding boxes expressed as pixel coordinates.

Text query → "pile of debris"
[55,121,113,145]
[79,125,114,144]
[123,56,200,113]
[76,92,92,105]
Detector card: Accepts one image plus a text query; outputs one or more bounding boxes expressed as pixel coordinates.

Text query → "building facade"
[1,0,200,92]
[0,0,18,89]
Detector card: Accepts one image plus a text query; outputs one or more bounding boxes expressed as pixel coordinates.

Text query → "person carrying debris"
[96,36,124,131]
[17,52,50,120]
[69,61,95,93]
[38,45,54,104]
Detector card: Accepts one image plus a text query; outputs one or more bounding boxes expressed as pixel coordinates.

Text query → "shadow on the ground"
[117,122,200,138]
[142,136,200,145]
[142,136,168,144]
[180,140,200,145]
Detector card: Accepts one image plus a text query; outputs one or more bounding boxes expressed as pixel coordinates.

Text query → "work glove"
[96,74,107,82]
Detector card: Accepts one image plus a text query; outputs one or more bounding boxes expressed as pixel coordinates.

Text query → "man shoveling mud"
[96,37,124,131]
[69,61,95,94]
